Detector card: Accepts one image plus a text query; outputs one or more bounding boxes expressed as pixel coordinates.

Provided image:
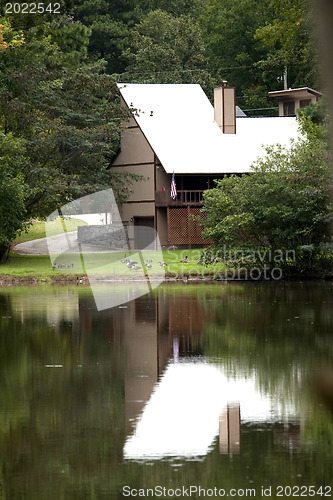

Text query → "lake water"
[0,281,332,499]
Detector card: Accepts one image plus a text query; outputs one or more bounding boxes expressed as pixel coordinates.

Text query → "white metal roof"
[118,83,300,174]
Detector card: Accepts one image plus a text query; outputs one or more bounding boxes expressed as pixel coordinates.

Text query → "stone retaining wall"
[77,224,128,249]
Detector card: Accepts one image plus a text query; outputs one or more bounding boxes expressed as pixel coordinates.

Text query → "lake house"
[110,83,299,249]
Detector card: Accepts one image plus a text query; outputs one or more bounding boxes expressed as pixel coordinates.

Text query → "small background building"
[268,87,322,117]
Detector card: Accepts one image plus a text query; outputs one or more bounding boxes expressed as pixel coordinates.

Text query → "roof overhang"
[268,87,323,101]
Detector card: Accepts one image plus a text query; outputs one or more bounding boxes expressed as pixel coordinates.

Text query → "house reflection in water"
[123,290,205,430]
[219,404,241,455]
[124,295,159,430]
[77,287,301,460]
[2,283,306,461]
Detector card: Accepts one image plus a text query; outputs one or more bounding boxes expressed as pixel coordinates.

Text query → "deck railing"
[155,190,204,207]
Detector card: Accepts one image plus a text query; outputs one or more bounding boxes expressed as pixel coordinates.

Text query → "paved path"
[13,232,121,255]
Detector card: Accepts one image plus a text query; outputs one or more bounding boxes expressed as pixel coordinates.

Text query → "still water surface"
[0,281,332,499]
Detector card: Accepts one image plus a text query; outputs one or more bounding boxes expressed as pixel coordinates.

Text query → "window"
[300,99,311,108]
[283,101,295,116]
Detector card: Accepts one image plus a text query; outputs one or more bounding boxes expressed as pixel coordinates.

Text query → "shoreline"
[3,240,331,285]
[0,271,332,286]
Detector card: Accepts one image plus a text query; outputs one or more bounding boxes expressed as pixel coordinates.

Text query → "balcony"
[155,190,204,207]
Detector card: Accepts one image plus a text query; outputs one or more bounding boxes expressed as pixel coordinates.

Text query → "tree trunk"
[0,244,10,263]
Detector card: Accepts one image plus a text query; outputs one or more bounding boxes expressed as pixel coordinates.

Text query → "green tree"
[0,134,27,260]
[298,98,327,128]
[0,24,124,207]
[74,0,142,74]
[200,0,275,113]
[118,10,216,95]
[254,0,318,90]
[48,15,92,67]
[200,0,319,114]
[72,0,207,75]
[200,128,332,266]
[139,0,205,17]
[0,16,139,258]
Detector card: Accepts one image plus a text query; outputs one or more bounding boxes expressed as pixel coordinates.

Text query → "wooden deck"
[155,190,204,207]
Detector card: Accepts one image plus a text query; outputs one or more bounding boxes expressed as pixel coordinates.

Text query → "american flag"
[171,172,177,200]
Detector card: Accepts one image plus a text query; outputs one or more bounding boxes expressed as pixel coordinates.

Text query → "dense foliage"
[0,133,27,260]
[199,120,332,276]
[1,0,319,109]
[0,14,137,260]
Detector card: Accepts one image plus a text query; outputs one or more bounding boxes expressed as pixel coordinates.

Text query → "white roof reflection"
[123,359,297,460]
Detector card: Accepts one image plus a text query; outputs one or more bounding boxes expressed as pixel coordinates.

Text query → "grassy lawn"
[14,218,87,244]
[0,249,226,279]
[2,221,227,279]
[0,254,65,278]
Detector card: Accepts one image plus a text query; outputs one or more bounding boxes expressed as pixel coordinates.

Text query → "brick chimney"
[214,81,236,134]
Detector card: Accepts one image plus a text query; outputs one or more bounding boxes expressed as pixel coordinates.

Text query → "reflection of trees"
[196,282,333,404]
[0,321,30,435]
[0,282,332,497]
[157,286,207,358]
[116,418,333,495]
[0,289,126,499]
